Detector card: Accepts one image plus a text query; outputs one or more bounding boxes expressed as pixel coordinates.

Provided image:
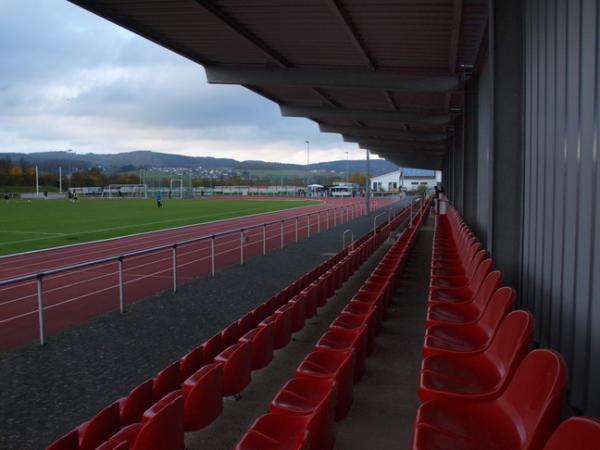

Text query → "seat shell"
[182,363,223,431]
[412,349,567,450]
[296,348,355,420]
[419,310,534,402]
[215,341,252,396]
[543,417,600,450]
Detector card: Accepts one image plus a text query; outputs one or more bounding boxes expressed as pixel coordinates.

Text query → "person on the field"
[4,193,8,202]
[156,192,162,208]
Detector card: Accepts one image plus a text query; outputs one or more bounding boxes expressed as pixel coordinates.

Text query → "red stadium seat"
[240,322,275,370]
[426,271,503,328]
[296,348,355,420]
[331,312,375,354]
[108,391,185,450]
[252,303,270,324]
[153,361,181,400]
[428,259,493,304]
[289,293,308,332]
[202,333,224,363]
[95,441,128,450]
[423,287,515,357]
[182,362,223,431]
[342,300,379,340]
[543,417,600,450]
[180,345,204,380]
[221,321,242,347]
[215,341,252,396]
[76,402,121,450]
[261,305,293,350]
[270,378,337,450]
[301,285,318,318]
[118,379,155,426]
[46,430,78,450]
[237,312,257,336]
[412,350,567,450]
[235,414,311,450]
[316,325,368,382]
[419,310,534,402]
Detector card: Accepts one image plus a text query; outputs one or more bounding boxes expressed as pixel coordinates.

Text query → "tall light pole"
[305,140,310,188]
[345,152,349,183]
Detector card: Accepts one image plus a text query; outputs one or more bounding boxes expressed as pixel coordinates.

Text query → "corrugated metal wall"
[522,0,600,414]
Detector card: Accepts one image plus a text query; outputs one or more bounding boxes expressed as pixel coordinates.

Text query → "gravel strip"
[0,198,411,450]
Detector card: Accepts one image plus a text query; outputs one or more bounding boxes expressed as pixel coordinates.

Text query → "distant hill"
[0,151,400,176]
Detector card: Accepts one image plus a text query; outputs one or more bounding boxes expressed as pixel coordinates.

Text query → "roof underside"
[68,0,488,170]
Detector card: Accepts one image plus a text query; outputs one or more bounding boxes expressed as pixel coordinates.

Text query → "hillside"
[0,151,400,176]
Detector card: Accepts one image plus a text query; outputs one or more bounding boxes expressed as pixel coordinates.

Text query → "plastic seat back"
[543,417,600,450]
[237,312,257,336]
[134,392,185,450]
[215,341,252,396]
[182,363,223,431]
[477,287,516,336]
[467,258,493,294]
[202,333,224,362]
[221,322,241,347]
[472,270,503,310]
[120,379,155,425]
[180,346,204,380]
[153,361,181,400]
[46,430,78,450]
[498,349,567,449]
[485,310,534,380]
[79,403,121,450]
[236,413,311,450]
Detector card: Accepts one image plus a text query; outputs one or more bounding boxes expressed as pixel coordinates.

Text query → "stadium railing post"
[326,209,330,230]
[295,217,299,243]
[36,275,45,346]
[317,212,321,233]
[307,214,311,238]
[280,221,284,249]
[172,245,178,292]
[211,236,216,276]
[334,209,337,227]
[263,225,267,256]
[118,257,124,313]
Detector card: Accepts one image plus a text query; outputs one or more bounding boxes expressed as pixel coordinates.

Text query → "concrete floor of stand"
[186,214,432,450]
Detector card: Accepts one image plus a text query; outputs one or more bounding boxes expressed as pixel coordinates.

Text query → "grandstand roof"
[68,0,489,170]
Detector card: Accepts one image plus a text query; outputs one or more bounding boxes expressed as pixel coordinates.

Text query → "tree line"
[0,157,368,191]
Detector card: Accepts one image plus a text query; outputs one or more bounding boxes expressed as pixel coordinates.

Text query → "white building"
[370,169,442,192]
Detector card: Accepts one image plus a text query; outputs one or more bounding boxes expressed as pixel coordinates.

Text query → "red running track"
[0,197,393,351]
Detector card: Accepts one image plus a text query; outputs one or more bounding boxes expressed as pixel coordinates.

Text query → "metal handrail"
[0,197,405,346]
[0,203,352,287]
[342,229,355,251]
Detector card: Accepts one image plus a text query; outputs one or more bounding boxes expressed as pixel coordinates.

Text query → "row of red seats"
[411,205,600,449]
[47,204,414,450]
[235,199,432,450]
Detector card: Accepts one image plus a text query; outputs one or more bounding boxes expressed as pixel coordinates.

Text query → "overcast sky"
[0,0,374,164]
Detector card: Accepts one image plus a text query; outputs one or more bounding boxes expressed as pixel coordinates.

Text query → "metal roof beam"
[343,135,446,148]
[319,124,448,141]
[449,0,464,73]
[205,66,462,92]
[325,0,377,68]
[280,105,453,126]
[193,1,291,67]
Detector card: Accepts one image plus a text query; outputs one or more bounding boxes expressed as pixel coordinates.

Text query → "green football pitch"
[0,198,320,256]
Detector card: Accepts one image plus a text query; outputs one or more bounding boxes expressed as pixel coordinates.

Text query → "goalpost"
[105,184,148,199]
